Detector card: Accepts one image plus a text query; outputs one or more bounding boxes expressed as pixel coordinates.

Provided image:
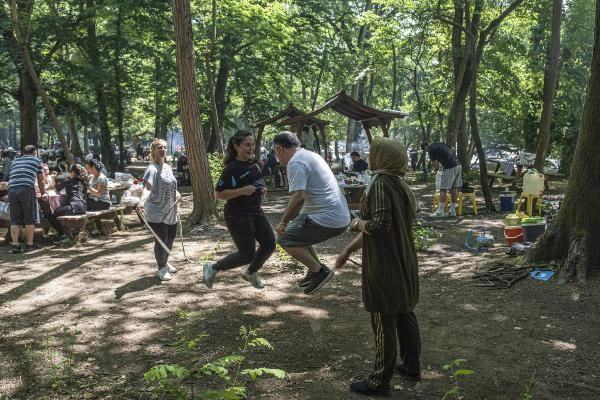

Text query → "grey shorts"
[8,187,40,225]
[440,165,462,190]
[277,214,347,247]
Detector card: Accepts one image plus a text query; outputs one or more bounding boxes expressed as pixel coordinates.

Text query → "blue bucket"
[500,192,516,212]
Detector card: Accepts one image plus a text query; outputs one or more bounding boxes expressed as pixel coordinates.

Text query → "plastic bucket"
[500,192,516,212]
[504,226,524,246]
[522,222,546,242]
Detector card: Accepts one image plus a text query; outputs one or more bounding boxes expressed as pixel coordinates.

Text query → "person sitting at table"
[47,164,88,243]
[86,159,111,211]
[350,151,369,173]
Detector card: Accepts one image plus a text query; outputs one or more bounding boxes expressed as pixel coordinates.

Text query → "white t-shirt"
[287,149,350,228]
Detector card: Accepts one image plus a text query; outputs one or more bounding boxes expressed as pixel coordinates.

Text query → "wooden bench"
[57,205,129,243]
[487,173,522,189]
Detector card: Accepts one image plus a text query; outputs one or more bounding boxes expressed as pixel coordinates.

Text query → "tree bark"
[469,72,495,211]
[312,48,327,110]
[114,5,126,168]
[66,108,83,158]
[172,0,216,224]
[83,125,89,154]
[534,0,562,171]
[205,0,224,155]
[9,0,72,163]
[16,73,38,149]
[526,1,600,281]
[86,0,117,175]
[212,38,232,150]
[254,125,265,159]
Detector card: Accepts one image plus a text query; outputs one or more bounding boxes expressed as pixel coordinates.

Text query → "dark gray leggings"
[214,214,275,274]
[148,222,177,269]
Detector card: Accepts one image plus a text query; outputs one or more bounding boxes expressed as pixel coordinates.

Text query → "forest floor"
[1,178,599,400]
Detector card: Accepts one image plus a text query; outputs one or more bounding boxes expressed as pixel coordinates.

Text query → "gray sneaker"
[303,266,334,295]
[166,263,177,274]
[203,262,216,288]
[241,269,265,289]
[156,267,172,281]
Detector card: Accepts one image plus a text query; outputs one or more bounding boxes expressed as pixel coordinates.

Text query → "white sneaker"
[448,209,457,217]
[203,262,216,288]
[241,269,265,289]
[166,263,177,274]
[157,267,172,281]
[432,210,447,217]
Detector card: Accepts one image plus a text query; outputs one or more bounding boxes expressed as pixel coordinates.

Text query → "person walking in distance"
[273,131,350,295]
[422,141,462,217]
[202,130,275,289]
[138,138,180,281]
[336,137,422,396]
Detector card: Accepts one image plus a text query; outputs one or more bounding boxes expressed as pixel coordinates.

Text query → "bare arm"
[37,174,46,196]
[334,233,363,268]
[275,190,305,234]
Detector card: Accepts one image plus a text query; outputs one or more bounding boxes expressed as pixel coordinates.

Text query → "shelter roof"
[277,90,408,129]
[251,104,326,128]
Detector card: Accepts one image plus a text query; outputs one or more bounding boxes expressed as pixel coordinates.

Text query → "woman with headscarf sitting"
[335,137,422,396]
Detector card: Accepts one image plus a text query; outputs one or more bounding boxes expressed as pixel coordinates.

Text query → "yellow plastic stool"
[457,192,478,216]
[432,192,451,213]
[517,192,542,216]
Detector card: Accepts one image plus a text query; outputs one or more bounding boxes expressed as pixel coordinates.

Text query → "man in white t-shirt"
[274,131,350,295]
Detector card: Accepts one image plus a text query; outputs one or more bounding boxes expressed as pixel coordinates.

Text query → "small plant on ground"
[521,378,535,400]
[442,358,474,400]
[143,315,286,400]
[39,325,82,392]
[275,244,291,262]
[413,221,441,252]
[200,241,221,261]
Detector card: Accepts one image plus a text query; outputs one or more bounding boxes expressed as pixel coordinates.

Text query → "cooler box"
[521,216,546,242]
[504,226,524,246]
[500,192,516,212]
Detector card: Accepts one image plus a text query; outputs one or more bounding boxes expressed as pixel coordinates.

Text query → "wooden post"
[311,126,321,155]
[319,125,328,162]
[381,120,390,137]
[363,124,373,144]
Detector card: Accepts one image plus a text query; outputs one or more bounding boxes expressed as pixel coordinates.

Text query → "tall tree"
[204,0,224,155]
[526,0,600,282]
[172,0,216,224]
[533,0,562,171]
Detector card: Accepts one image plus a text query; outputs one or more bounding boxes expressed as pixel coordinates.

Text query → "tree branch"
[481,0,526,43]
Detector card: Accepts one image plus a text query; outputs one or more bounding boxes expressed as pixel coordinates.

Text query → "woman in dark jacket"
[336,137,421,396]
[48,163,88,243]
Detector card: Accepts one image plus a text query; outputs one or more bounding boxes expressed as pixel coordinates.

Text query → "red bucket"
[504,226,524,246]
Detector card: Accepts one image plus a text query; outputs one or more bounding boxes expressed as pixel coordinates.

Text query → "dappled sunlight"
[544,339,577,352]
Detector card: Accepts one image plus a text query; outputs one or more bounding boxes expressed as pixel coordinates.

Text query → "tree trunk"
[526,2,600,281]
[254,125,265,159]
[312,48,327,110]
[391,43,398,109]
[534,0,562,171]
[172,0,216,224]
[66,108,83,158]
[469,73,495,211]
[205,0,224,155]
[114,5,126,168]
[213,39,231,149]
[83,125,89,154]
[16,72,38,149]
[10,0,72,164]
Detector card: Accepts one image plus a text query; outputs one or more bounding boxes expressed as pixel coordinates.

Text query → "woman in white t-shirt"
[86,159,111,211]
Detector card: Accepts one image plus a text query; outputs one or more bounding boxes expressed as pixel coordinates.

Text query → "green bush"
[207,153,225,187]
[413,221,441,252]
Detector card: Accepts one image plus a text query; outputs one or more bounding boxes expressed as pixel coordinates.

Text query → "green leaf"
[249,337,273,350]
[453,369,474,377]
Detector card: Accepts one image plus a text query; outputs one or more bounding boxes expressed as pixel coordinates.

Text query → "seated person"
[176,155,190,186]
[0,182,9,221]
[47,164,87,242]
[86,159,111,211]
[350,151,368,173]
[262,150,282,188]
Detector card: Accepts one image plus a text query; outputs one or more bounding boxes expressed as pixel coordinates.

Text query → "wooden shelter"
[251,104,328,159]
[277,90,408,143]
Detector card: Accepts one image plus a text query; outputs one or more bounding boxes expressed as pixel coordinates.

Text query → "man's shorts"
[440,165,462,190]
[277,214,346,247]
[8,187,40,225]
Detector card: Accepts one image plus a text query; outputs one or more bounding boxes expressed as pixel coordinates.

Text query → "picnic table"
[339,183,366,210]
[486,158,522,188]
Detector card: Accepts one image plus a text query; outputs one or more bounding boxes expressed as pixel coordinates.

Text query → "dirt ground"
[1,179,599,400]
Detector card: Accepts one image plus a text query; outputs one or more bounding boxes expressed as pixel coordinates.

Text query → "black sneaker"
[9,244,23,254]
[395,364,421,381]
[303,266,334,295]
[349,380,390,396]
[297,270,313,288]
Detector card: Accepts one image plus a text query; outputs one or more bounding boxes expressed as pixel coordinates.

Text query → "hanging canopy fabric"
[251,104,328,128]
[276,90,407,130]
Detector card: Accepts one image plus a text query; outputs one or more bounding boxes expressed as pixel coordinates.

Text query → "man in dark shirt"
[350,151,368,173]
[421,141,462,217]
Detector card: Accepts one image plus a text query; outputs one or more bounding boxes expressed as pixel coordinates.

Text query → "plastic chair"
[457,192,478,216]
[517,193,542,216]
[431,192,451,213]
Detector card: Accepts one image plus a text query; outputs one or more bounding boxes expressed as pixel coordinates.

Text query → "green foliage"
[413,221,441,252]
[207,153,225,187]
[200,240,221,262]
[442,359,474,400]
[34,325,82,393]
[275,244,291,262]
[143,316,286,400]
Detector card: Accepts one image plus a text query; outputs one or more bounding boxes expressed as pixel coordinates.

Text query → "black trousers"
[87,198,111,211]
[214,214,275,274]
[368,311,421,390]
[47,204,85,235]
[148,222,177,269]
